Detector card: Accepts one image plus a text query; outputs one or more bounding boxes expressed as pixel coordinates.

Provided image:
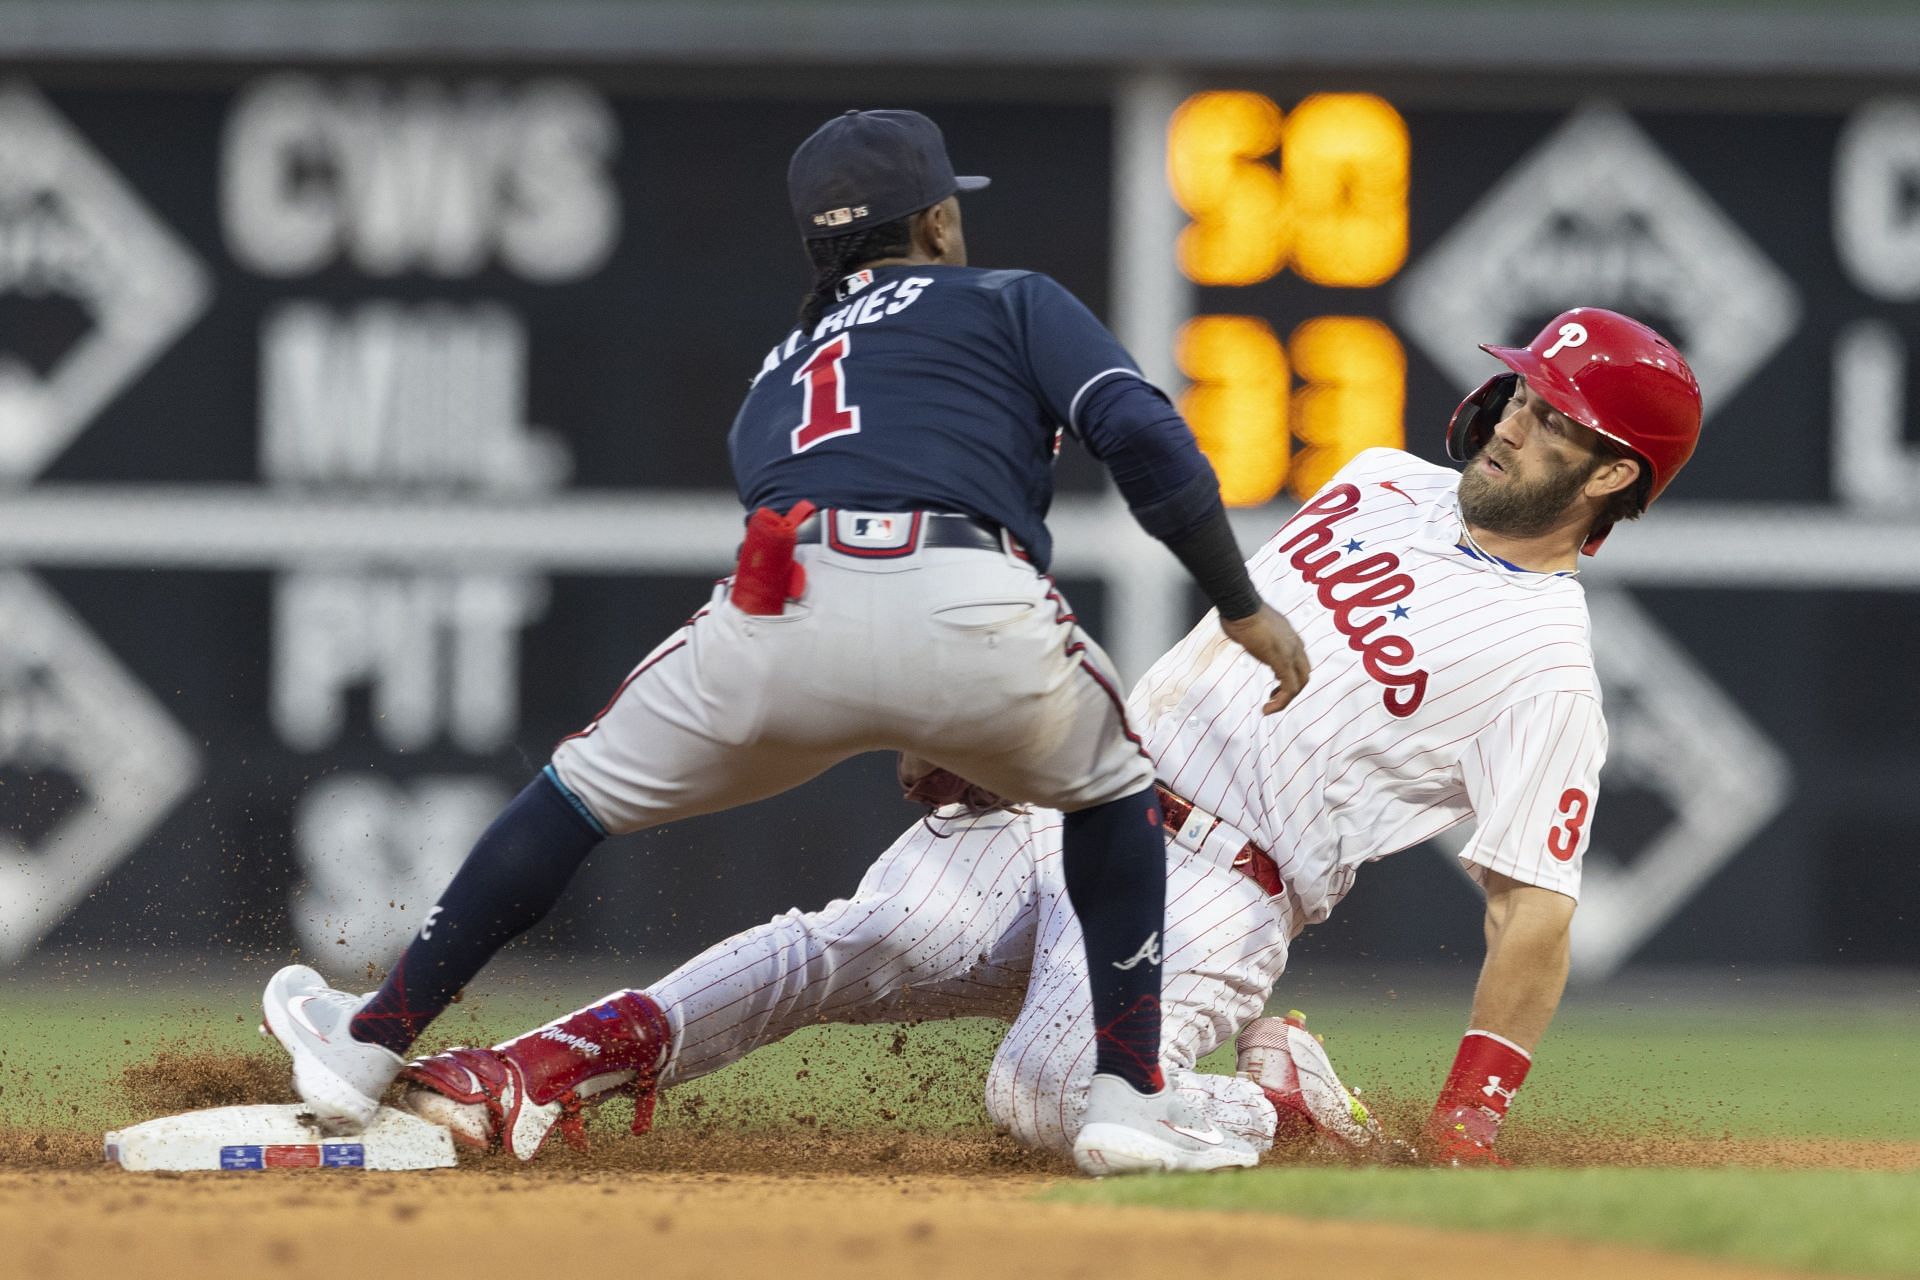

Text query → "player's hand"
[1219,604,1310,713]
[1423,1104,1512,1168]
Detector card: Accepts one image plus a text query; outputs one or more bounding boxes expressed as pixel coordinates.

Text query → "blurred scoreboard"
[23,76,1909,507]
[2,63,1917,974]
[11,81,1118,494]
[1165,85,1920,514]
[1170,90,1412,504]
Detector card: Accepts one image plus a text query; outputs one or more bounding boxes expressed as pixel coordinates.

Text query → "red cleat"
[400,990,671,1161]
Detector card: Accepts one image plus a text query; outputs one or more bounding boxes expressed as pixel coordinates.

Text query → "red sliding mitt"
[1425,1029,1532,1167]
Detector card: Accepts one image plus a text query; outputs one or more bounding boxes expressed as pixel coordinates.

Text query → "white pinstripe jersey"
[1131,448,1606,925]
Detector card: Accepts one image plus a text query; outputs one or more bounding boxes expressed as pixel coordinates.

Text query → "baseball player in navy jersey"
[393,309,1703,1170]
[261,107,1311,1177]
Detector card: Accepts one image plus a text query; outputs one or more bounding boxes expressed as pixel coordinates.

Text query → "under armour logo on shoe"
[1112,932,1162,971]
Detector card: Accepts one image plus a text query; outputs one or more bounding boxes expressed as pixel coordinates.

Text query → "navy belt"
[793,509,1008,559]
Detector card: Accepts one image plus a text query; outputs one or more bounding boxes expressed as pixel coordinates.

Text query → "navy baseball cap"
[789,109,990,240]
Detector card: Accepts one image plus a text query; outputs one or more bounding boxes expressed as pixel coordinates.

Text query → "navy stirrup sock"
[1061,786,1168,1094]
[349,769,605,1057]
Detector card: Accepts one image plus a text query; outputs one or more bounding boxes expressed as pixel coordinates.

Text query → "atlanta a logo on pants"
[1112,931,1162,971]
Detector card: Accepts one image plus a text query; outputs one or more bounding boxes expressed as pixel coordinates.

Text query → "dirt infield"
[0,1164,1863,1280]
[7,1124,1918,1280]
[5,1048,1916,1280]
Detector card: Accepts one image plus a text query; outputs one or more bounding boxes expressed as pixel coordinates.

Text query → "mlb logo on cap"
[813,204,870,229]
[789,109,990,240]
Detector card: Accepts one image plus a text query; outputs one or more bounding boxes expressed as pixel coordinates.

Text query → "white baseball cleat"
[260,965,405,1134]
[1236,1010,1405,1158]
[1071,1072,1262,1176]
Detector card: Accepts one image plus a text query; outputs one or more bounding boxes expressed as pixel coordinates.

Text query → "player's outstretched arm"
[1425,871,1574,1166]
[1074,375,1309,711]
[1469,872,1575,1047]
[1006,274,1309,709]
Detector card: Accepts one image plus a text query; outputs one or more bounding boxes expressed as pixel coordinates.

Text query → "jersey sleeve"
[1456,691,1607,900]
[998,273,1144,432]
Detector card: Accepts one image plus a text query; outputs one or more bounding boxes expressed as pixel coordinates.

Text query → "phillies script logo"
[1276,485,1429,717]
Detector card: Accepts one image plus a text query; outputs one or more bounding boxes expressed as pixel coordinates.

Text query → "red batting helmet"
[1445,308,1703,553]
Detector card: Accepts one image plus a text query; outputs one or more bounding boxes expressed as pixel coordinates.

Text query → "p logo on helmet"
[1444,307,1703,554]
[1541,322,1588,360]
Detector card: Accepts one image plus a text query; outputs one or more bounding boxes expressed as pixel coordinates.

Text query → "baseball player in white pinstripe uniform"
[401,309,1704,1168]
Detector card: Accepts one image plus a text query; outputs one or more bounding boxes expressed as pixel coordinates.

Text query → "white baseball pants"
[647,808,1292,1155]
[550,534,1153,832]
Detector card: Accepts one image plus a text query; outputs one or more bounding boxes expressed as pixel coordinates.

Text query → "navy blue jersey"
[728,264,1141,570]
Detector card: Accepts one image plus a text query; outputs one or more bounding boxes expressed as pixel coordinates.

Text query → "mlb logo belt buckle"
[827,509,925,557]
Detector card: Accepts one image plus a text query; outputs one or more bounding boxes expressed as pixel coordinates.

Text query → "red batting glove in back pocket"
[731,501,816,615]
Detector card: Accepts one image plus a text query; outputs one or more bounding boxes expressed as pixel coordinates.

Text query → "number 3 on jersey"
[791,334,861,453]
[1547,788,1590,862]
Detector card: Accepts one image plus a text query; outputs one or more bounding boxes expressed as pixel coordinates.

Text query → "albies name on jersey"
[751,273,935,386]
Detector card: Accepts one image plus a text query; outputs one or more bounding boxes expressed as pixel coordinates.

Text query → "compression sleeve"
[1077,376,1263,620]
[1075,376,1209,518]
[1162,503,1264,621]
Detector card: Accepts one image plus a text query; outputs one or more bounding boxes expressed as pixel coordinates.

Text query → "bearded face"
[1456,433,1598,537]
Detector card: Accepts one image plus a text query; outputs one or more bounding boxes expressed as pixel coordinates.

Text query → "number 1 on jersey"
[791,334,862,454]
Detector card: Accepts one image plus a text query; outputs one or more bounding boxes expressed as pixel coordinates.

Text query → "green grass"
[1191,999,1920,1142]
[1052,1168,1920,1278]
[0,984,1013,1133]
[3,982,1914,1141]
[6,978,1916,1276]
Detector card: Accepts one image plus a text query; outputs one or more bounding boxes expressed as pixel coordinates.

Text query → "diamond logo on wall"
[0,571,201,963]
[1394,103,1799,415]
[1570,591,1789,975]
[1433,591,1790,977]
[0,82,210,480]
